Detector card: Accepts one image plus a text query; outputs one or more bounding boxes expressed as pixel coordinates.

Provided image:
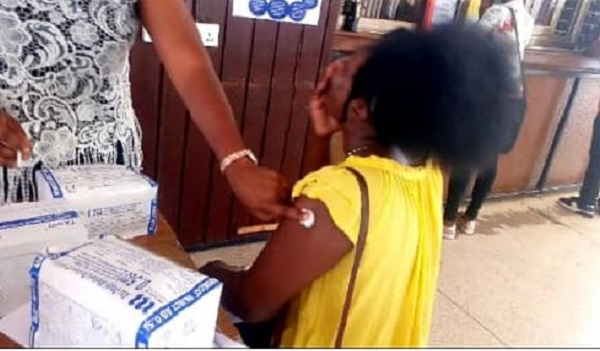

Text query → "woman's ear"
[346,98,370,123]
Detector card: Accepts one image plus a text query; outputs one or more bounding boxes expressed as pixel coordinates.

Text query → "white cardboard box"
[36,165,158,240]
[29,236,223,348]
[0,202,88,317]
[0,303,246,348]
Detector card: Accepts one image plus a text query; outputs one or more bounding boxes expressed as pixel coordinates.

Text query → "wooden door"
[130,0,341,248]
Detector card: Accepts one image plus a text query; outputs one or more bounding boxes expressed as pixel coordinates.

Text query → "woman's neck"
[344,136,427,167]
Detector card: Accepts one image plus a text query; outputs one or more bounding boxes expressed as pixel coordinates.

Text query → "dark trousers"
[444,155,499,223]
[234,321,277,348]
[578,114,600,208]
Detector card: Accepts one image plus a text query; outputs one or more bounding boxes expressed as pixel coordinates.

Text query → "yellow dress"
[466,0,482,22]
[281,155,443,347]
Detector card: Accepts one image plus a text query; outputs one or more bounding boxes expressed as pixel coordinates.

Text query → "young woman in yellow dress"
[201,25,518,347]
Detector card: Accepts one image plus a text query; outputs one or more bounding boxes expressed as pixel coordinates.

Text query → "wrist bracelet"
[220,149,258,173]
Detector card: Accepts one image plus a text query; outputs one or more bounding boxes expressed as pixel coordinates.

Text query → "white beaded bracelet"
[220,149,258,173]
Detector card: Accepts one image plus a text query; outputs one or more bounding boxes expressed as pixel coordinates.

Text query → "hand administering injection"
[0,109,31,168]
[224,157,302,222]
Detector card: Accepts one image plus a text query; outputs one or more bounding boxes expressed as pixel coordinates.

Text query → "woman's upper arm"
[138,0,209,71]
[236,195,354,322]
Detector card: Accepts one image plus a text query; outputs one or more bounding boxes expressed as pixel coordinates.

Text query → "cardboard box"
[30,236,222,347]
[36,165,158,240]
[0,202,88,317]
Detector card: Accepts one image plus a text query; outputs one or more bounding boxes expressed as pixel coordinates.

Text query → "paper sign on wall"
[142,23,220,47]
[233,0,321,26]
[430,0,459,26]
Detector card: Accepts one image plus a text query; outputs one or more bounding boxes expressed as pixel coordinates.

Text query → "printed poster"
[430,0,459,26]
[233,0,322,26]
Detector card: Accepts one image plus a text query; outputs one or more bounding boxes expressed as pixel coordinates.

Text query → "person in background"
[559,100,600,218]
[0,1,299,221]
[466,0,483,22]
[443,0,533,240]
[201,25,516,347]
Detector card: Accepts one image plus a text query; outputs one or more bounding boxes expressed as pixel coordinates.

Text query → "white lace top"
[0,0,142,203]
[479,0,534,94]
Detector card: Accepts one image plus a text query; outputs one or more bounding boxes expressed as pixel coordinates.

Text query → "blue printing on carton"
[88,203,138,218]
[29,255,47,347]
[0,211,78,231]
[135,278,222,348]
[147,197,158,235]
[40,167,64,199]
[107,166,159,236]
[28,238,100,347]
[136,169,159,236]
[28,237,219,348]
[129,294,156,314]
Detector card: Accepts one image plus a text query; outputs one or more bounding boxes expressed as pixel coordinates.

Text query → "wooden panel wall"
[492,75,572,193]
[130,0,341,248]
[545,78,600,188]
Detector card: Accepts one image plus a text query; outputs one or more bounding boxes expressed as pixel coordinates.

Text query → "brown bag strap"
[272,167,370,348]
[335,167,370,348]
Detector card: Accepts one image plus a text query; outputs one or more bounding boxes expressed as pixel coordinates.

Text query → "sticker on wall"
[233,0,321,26]
[142,23,220,47]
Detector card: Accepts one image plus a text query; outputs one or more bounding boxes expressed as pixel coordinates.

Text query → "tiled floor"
[190,192,600,347]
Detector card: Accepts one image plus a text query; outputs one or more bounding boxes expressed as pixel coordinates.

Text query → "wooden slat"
[237,223,279,235]
[155,0,195,234]
[493,76,571,193]
[228,20,280,234]
[261,24,304,170]
[176,129,213,249]
[317,0,344,92]
[240,22,280,157]
[302,0,344,175]
[282,0,333,182]
[156,79,188,233]
[202,0,256,244]
[544,78,600,188]
[177,0,229,247]
[129,40,162,180]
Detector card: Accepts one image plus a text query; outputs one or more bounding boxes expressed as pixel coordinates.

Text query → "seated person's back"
[201,25,518,348]
[283,155,442,346]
